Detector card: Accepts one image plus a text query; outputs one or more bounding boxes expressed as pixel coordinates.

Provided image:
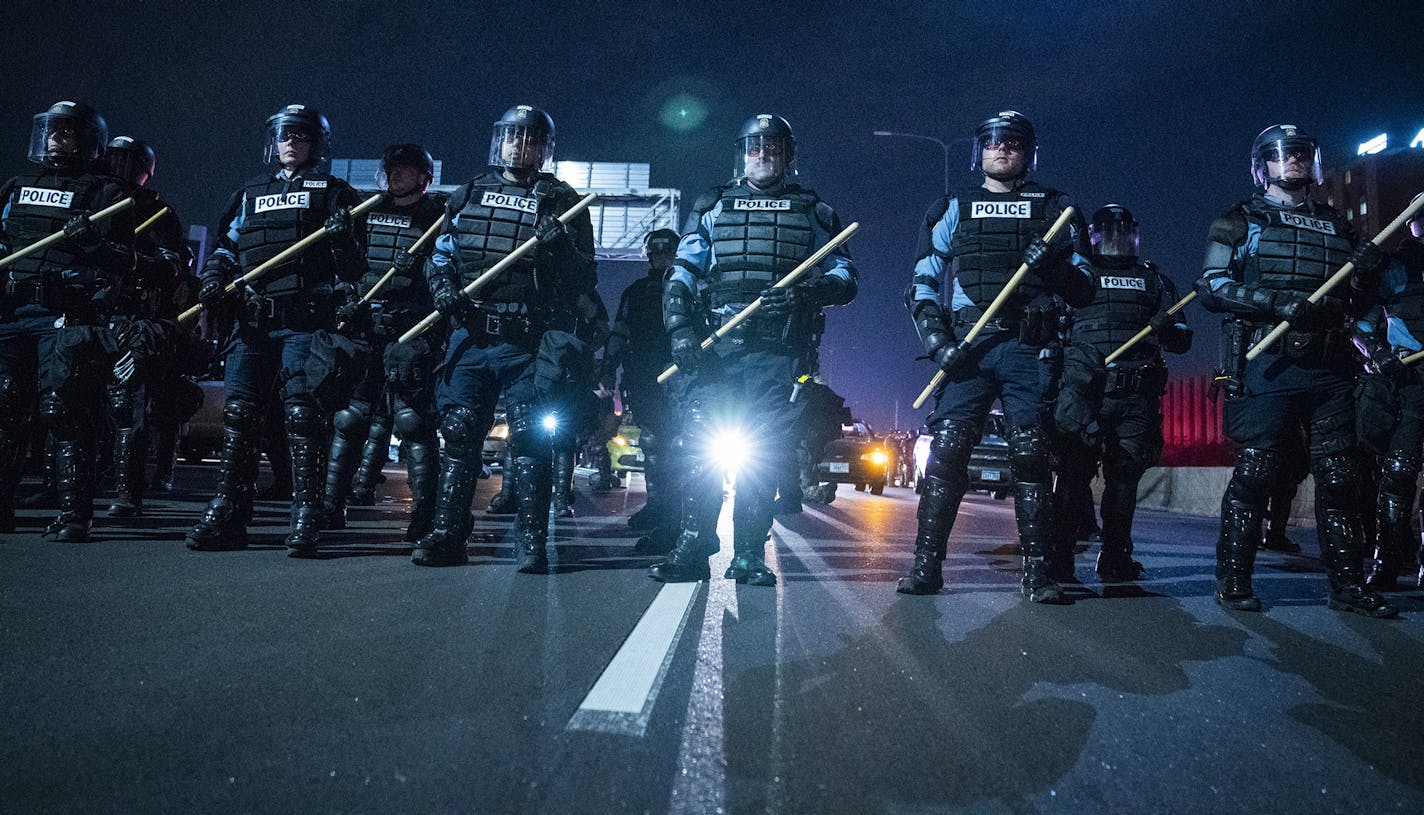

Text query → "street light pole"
[873,130,951,195]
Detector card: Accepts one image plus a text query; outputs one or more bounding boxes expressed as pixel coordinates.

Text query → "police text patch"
[303,179,328,189]
[1278,211,1337,235]
[1100,276,1147,291]
[368,212,412,229]
[970,200,1032,218]
[481,191,538,214]
[253,192,311,213]
[17,187,74,208]
[732,198,792,211]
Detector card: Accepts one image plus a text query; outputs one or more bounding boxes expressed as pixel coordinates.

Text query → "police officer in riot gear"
[1050,204,1191,582]
[1356,204,1424,590]
[0,101,135,539]
[605,228,679,537]
[185,104,366,556]
[900,111,1092,603]
[321,144,445,540]
[411,105,597,570]
[102,135,197,517]
[1195,124,1394,616]
[653,114,858,585]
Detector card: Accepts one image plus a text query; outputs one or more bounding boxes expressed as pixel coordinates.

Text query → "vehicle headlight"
[542,413,559,433]
[709,428,749,475]
[612,435,627,447]
[870,449,888,466]
[489,424,509,440]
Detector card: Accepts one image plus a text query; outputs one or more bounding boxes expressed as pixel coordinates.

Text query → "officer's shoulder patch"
[691,186,726,214]
[1211,209,1251,245]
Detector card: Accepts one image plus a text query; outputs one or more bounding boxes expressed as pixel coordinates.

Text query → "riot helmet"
[644,228,679,272]
[1089,204,1140,259]
[1251,124,1322,191]
[1408,193,1424,239]
[971,110,1037,180]
[262,104,331,168]
[488,106,555,173]
[107,136,156,186]
[377,143,435,197]
[735,114,796,185]
[28,101,108,168]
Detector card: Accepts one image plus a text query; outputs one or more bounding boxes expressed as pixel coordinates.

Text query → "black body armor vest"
[234,172,346,298]
[948,183,1066,311]
[1241,196,1354,296]
[449,172,570,309]
[361,194,445,311]
[706,183,818,308]
[619,275,670,371]
[2,167,113,284]
[1070,259,1162,360]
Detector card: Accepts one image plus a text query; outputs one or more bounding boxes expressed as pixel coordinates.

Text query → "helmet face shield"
[377,144,435,194]
[971,111,1037,177]
[1090,204,1140,259]
[734,133,796,183]
[261,105,331,168]
[29,110,106,166]
[489,123,554,172]
[107,137,155,185]
[1252,137,1322,189]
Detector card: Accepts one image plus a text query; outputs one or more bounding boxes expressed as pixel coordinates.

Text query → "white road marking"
[566,580,701,736]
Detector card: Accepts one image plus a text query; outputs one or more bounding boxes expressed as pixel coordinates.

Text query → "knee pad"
[393,407,433,439]
[333,404,371,435]
[223,399,261,434]
[1224,447,1280,508]
[924,422,977,481]
[107,382,139,415]
[439,406,484,456]
[1378,453,1421,499]
[1312,452,1362,510]
[284,402,321,438]
[1007,425,1051,484]
[39,391,68,431]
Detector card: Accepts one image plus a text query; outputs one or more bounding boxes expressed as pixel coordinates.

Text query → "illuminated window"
[1360,202,1368,216]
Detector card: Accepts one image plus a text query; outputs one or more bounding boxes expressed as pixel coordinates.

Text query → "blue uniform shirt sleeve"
[671,203,720,292]
[911,196,957,307]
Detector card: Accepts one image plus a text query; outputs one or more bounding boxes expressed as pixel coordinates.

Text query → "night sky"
[4,0,1422,431]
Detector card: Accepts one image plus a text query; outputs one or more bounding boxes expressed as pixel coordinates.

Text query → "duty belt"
[468,301,538,345]
[1246,323,1344,360]
[1104,364,1166,398]
[4,280,59,309]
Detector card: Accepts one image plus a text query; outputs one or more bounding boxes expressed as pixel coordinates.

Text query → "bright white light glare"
[1412,128,1424,149]
[710,429,749,475]
[542,414,558,432]
[870,449,889,466]
[1358,133,1388,155]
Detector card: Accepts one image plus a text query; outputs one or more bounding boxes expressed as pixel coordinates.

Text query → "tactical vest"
[121,192,186,320]
[1070,259,1162,359]
[2,168,112,285]
[234,172,343,298]
[449,172,566,309]
[1242,197,1354,296]
[947,184,1064,312]
[706,184,818,309]
[361,194,445,310]
[620,275,671,370]
[1388,238,1424,343]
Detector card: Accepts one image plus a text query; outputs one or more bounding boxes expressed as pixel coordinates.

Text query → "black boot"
[411,416,479,567]
[1095,549,1145,583]
[284,405,325,558]
[1366,491,1411,591]
[45,439,94,542]
[188,406,259,551]
[320,413,366,531]
[403,436,439,543]
[107,423,146,517]
[551,446,575,519]
[149,423,178,492]
[1015,478,1068,604]
[348,417,391,506]
[649,528,715,582]
[725,530,777,586]
[487,446,516,514]
[1215,496,1262,611]
[633,525,678,555]
[897,474,959,595]
[1095,466,1145,582]
[1317,498,1397,618]
[512,454,553,573]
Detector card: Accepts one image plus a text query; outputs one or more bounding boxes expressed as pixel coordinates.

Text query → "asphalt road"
[3,467,1423,814]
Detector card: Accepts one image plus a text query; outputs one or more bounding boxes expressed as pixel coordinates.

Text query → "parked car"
[606,421,644,475]
[483,411,508,465]
[914,411,1012,499]
[815,420,889,495]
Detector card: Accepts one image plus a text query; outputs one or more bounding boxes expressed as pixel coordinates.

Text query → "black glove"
[433,283,475,324]
[1348,241,1388,277]
[240,287,268,324]
[1371,346,1408,383]
[932,343,968,375]
[198,276,230,308]
[669,327,703,372]
[1021,235,1072,271]
[393,252,420,278]
[536,215,570,249]
[336,299,370,325]
[324,207,352,238]
[1273,293,1346,329]
[63,214,101,249]
[757,285,802,318]
[1148,311,1178,334]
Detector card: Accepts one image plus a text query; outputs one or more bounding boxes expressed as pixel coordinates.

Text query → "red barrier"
[1160,373,1232,466]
